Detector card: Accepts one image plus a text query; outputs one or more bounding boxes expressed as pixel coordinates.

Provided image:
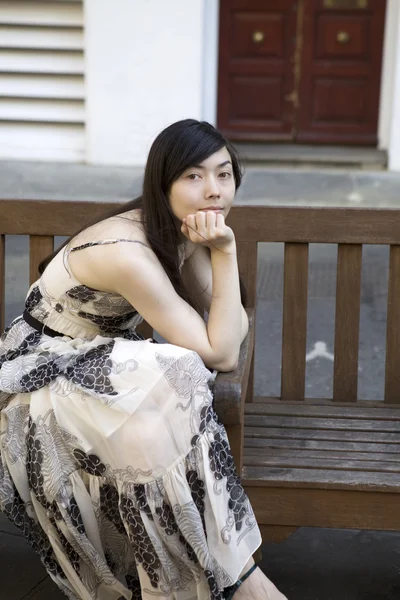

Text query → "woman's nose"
[205,176,220,197]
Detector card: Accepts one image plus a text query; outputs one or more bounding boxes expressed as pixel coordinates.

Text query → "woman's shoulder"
[66,209,155,292]
[70,208,146,248]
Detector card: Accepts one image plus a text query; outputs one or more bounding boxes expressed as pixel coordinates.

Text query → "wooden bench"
[1,200,400,546]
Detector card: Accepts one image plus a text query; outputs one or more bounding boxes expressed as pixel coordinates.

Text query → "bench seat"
[242,400,400,536]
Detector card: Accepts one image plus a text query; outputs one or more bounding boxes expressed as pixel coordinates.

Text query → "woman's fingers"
[185,214,198,241]
[194,210,207,234]
[206,210,217,237]
[183,210,232,246]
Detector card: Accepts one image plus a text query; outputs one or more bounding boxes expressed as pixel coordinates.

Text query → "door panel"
[316,15,370,58]
[297,0,386,144]
[218,0,298,140]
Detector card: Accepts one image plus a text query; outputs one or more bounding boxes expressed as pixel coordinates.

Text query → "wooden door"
[217,0,299,141]
[297,0,387,144]
[217,0,386,145]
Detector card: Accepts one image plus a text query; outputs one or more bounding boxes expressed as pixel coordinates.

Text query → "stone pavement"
[1,160,400,599]
[1,158,400,208]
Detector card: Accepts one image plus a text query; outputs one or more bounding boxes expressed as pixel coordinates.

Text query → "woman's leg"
[232,557,288,600]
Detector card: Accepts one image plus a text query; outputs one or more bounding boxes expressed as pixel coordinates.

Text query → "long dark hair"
[39,119,246,308]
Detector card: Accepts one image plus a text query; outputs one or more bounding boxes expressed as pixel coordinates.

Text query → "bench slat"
[244,436,400,454]
[245,414,400,432]
[281,243,308,400]
[333,244,362,402]
[244,447,400,463]
[245,426,400,444]
[385,245,400,404]
[242,466,400,491]
[244,454,400,473]
[244,486,400,530]
[3,202,400,244]
[29,235,54,285]
[246,401,400,420]
[0,234,4,332]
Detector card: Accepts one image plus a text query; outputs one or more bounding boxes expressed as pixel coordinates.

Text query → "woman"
[0,120,287,600]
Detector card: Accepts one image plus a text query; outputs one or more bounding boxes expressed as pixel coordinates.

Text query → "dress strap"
[69,239,150,253]
[62,239,149,279]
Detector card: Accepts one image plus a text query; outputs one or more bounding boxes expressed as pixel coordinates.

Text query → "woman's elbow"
[211,353,239,372]
[217,359,238,372]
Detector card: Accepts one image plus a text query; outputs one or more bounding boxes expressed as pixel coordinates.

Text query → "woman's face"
[169,147,236,223]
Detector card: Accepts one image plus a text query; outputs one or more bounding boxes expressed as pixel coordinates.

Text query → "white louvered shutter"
[0,1,85,162]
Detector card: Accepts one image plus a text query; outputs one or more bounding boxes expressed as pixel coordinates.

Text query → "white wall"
[201,0,220,125]
[378,0,398,150]
[84,0,207,166]
[389,17,400,172]
[379,0,400,171]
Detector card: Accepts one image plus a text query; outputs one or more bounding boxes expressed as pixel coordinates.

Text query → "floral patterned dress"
[0,239,261,600]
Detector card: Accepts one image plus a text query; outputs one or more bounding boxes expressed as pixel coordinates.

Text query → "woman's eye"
[188,173,201,180]
[219,172,232,179]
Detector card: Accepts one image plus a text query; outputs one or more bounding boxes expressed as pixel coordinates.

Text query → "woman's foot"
[234,566,288,600]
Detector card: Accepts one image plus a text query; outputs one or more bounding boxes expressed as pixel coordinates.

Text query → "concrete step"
[236,143,388,171]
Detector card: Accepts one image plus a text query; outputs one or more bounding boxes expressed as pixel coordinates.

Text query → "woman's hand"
[181,210,235,250]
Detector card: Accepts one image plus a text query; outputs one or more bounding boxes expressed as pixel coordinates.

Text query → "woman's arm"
[85,213,243,371]
[182,244,249,343]
[68,212,245,371]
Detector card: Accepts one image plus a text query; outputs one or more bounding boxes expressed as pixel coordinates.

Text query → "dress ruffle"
[1,385,260,599]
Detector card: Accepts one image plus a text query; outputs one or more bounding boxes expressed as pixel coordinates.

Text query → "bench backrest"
[2,199,400,405]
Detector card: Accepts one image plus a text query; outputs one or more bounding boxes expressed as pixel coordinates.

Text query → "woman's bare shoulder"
[67,208,156,291]
[70,208,146,248]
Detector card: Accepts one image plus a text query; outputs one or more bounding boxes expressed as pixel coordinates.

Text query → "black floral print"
[120,495,161,588]
[65,341,117,395]
[126,575,142,600]
[209,431,235,482]
[227,474,249,532]
[186,469,207,535]
[209,429,248,532]
[25,285,43,312]
[77,310,137,331]
[100,484,126,535]
[27,416,50,510]
[205,569,225,600]
[59,530,81,575]
[67,495,86,535]
[155,501,178,536]
[0,330,41,368]
[134,484,153,521]
[199,403,215,434]
[19,351,61,392]
[74,448,107,477]
[66,285,97,303]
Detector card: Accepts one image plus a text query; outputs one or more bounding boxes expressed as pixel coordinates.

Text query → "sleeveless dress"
[0,239,261,600]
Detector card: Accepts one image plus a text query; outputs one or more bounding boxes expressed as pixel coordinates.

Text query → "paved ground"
[1,160,400,599]
[2,158,400,208]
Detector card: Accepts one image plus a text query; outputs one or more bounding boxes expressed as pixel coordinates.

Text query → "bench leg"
[253,525,298,563]
[260,525,298,544]
[245,353,255,403]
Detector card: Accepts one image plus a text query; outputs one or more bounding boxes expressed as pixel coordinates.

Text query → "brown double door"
[217,0,386,144]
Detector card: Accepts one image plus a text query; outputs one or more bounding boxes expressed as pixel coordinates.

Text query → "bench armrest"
[213,308,255,425]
